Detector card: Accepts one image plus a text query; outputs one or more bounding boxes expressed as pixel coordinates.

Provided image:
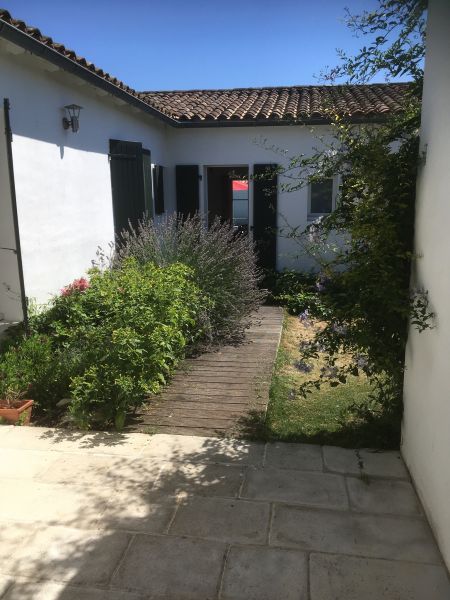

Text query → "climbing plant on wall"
[276,0,432,440]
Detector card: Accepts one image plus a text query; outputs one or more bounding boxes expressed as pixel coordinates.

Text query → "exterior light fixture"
[62,104,82,133]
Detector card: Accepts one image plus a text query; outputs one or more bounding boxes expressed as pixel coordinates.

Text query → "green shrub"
[0,334,75,413]
[44,259,207,428]
[263,269,326,317]
[0,259,208,429]
[113,214,266,343]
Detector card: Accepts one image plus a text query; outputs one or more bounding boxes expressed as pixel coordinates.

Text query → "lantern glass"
[63,104,83,132]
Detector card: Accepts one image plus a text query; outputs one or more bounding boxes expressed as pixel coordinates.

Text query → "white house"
[402,0,450,572]
[0,8,409,326]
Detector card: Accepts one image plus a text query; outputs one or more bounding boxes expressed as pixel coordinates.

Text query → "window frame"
[307,176,339,221]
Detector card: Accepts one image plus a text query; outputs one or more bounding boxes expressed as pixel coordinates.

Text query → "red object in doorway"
[232,180,248,191]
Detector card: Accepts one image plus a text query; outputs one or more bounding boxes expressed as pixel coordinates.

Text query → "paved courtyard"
[0,426,449,599]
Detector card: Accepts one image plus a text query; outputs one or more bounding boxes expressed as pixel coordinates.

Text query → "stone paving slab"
[309,553,450,600]
[0,428,449,599]
[0,479,110,527]
[111,534,227,598]
[323,446,409,479]
[0,577,12,598]
[170,497,270,544]
[0,448,58,479]
[0,526,131,586]
[346,476,422,516]
[264,442,323,471]
[100,492,178,534]
[242,467,349,510]
[3,581,145,600]
[220,546,308,600]
[0,427,152,456]
[271,504,442,563]
[140,433,264,466]
[154,461,245,498]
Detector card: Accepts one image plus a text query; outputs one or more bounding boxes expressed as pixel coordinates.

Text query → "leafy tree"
[276,0,431,444]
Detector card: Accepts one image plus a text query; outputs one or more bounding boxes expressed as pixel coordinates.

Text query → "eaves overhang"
[0,19,179,127]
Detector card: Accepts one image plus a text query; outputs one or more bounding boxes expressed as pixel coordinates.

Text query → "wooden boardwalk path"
[128,306,283,437]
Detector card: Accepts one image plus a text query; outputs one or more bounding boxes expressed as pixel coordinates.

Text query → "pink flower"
[61,277,90,297]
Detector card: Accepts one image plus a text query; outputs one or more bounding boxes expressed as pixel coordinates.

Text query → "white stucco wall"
[0,104,22,323]
[167,124,337,272]
[0,41,169,305]
[402,0,450,571]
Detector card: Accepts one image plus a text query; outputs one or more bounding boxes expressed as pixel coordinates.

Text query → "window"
[308,179,334,218]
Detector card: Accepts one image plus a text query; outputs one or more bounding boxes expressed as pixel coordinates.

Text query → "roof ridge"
[140,82,412,95]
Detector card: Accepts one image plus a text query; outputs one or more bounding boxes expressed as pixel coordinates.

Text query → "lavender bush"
[114,214,266,345]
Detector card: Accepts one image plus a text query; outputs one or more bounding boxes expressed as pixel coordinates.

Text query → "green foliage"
[0,334,75,412]
[113,214,266,344]
[0,259,208,429]
[262,269,325,317]
[274,0,431,441]
[0,215,263,430]
[326,0,427,84]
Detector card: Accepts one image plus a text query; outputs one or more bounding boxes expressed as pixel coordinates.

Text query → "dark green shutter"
[253,164,278,270]
[153,165,165,215]
[142,149,153,218]
[176,165,199,218]
[109,139,145,235]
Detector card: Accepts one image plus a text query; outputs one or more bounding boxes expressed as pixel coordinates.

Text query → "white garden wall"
[402,0,450,571]
[0,40,169,306]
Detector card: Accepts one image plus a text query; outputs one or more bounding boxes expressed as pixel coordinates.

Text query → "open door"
[206,166,249,233]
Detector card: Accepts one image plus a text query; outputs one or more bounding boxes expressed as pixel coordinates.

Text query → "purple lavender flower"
[321,365,339,379]
[355,354,368,369]
[299,340,309,351]
[298,309,312,327]
[294,360,313,374]
[300,339,326,353]
[331,323,348,336]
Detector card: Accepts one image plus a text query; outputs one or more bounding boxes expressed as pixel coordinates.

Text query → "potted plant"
[0,389,34,425]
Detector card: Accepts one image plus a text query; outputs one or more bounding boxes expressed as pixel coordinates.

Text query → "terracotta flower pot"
[0,399,34,425]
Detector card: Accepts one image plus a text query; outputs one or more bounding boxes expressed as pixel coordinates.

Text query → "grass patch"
[258,313,399,448]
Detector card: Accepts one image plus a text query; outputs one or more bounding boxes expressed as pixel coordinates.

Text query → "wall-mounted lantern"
[62,104,83,133]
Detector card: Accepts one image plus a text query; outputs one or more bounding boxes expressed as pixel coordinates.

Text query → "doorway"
[206,166,249,233]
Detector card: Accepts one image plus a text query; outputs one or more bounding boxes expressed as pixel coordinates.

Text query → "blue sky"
[3,0,383,90]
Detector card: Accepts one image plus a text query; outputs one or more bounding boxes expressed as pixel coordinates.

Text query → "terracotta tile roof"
[140,84,411,124]
[0,8,412,127]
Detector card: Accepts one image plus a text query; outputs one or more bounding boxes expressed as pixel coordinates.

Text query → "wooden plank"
[146,401,265,412]
[162,388,255,398]
[150,394,265,407]
[170,373,262,382]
